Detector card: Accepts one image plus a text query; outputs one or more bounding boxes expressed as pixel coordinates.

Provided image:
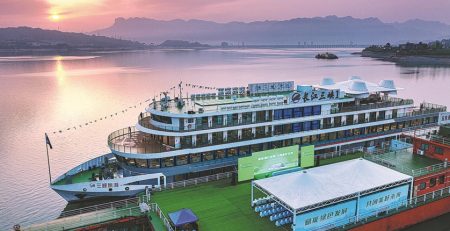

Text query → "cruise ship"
[51,77,447,201]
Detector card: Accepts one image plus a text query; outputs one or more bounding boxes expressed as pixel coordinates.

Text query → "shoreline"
[360,50,450,66]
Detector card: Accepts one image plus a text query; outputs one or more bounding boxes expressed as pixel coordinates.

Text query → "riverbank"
[361,50,450,66]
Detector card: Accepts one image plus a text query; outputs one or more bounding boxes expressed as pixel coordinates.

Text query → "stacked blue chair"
[270,210,290,221]
[275,216,293,227]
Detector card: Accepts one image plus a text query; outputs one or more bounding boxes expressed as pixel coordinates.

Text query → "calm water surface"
[0,48,449,229]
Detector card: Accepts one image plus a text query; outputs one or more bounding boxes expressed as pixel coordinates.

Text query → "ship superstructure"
[51,77,447,201]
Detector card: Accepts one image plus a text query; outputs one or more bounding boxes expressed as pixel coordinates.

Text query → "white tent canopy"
[254,158,412,211]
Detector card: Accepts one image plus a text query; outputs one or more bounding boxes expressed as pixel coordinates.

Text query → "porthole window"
[419,182,426,190]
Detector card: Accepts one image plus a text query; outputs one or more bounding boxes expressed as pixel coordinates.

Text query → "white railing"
[155,171,235,191]
[311,186,450,231]
[23,206,143,231]
[316,147,364,160]
[430,135,450,146]
[59,196,140,218]
[149,203,174,231]
[411,162,449,177]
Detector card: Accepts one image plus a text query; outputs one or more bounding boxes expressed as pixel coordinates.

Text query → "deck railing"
[411,162,449,177]
[23,206,143,231]
[430,135,450,146]
[311,186,450,231]
[59,197,140,218]
[155,171,236,191]
[149,203,175,231]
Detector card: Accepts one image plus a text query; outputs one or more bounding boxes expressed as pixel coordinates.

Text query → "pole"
[46,141,52,184]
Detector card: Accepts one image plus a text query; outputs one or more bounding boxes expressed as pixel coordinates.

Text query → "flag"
[45,133,53,149]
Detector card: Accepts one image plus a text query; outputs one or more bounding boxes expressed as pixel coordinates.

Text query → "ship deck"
[109,131,173,154]
[53,168,101,185]
[365,149,443,177]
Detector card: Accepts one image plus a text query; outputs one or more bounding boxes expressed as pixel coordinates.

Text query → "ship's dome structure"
[349,80,368,92]
[378,80,398,95]
[321,77,335,86]
[349,76,362,80]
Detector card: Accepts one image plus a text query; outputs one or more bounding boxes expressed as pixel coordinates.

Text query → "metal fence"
[315,147,364,160]
[23,206,143,231]
[149,203,174,231]
[155,171,235,191]
[59,197,140,218]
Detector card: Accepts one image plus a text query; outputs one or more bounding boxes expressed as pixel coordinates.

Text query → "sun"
[50,14,60,22]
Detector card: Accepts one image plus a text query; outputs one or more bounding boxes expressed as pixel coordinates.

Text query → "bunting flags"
[48,97,152,135]
[46,82,218,135]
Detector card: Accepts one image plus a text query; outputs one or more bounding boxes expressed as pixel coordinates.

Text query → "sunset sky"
[1,0,450,32]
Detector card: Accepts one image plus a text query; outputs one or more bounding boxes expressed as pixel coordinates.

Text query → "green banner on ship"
[300,145,315,168]
[238,156,255,182]
[238,145,299,181]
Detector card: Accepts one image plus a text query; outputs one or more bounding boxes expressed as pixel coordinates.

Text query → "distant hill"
[159,40,210,48]
[92,16,450,45]
[0,27,148,50]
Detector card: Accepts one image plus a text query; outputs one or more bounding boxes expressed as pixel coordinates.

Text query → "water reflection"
[54,56,66,85]
[0,48,449,229]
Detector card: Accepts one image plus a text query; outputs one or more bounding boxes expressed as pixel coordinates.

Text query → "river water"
[0,48,449,230]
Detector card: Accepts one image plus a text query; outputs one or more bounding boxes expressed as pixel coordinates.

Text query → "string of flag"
[49,98,152,135]
[48,83,219,135]
[184,82,217,90]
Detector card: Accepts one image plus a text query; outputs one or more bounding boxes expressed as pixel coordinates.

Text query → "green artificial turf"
[151,180,286,231]
[53,168,100,185]
[151,151,369,231]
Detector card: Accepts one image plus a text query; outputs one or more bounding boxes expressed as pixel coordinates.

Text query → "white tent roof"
[254,158,412,210]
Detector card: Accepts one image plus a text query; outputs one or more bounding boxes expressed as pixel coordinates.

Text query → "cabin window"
[238,146,250,156]
[418,182,426,190]
[152,114,172,124]
[312,105,321,115]
[274,109,283,120]
[190,153,201,163]
[135,159,147,168]
[293,123,302,132]
[148,159,160,168]
[311,120,320,130]
[161,157,174,167]
[435,147,444,155]
[227,148,237,157]
[429,178,437,187]
[216,150,226,159]
[125,158,136,166]
[176,155,188,166]
[202,152,214,161]
[293,107,303,117]
[303,121,311,131]
[251,144,261,153]
[283,108,293,119]
[420,143,429,150]
[303,106,312,116]
[438,175,445,184]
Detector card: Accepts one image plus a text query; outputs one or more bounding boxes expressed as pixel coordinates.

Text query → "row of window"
[419,143,445,155]
[274,106,321,120]
[418,175,446,190]
[117,120,418,169]
[152,114,172,124]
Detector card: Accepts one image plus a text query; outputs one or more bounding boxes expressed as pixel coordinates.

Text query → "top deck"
[364,149,445,177]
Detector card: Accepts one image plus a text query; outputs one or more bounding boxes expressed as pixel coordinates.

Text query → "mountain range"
[92,16,450,45]
[0,27,147,50]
